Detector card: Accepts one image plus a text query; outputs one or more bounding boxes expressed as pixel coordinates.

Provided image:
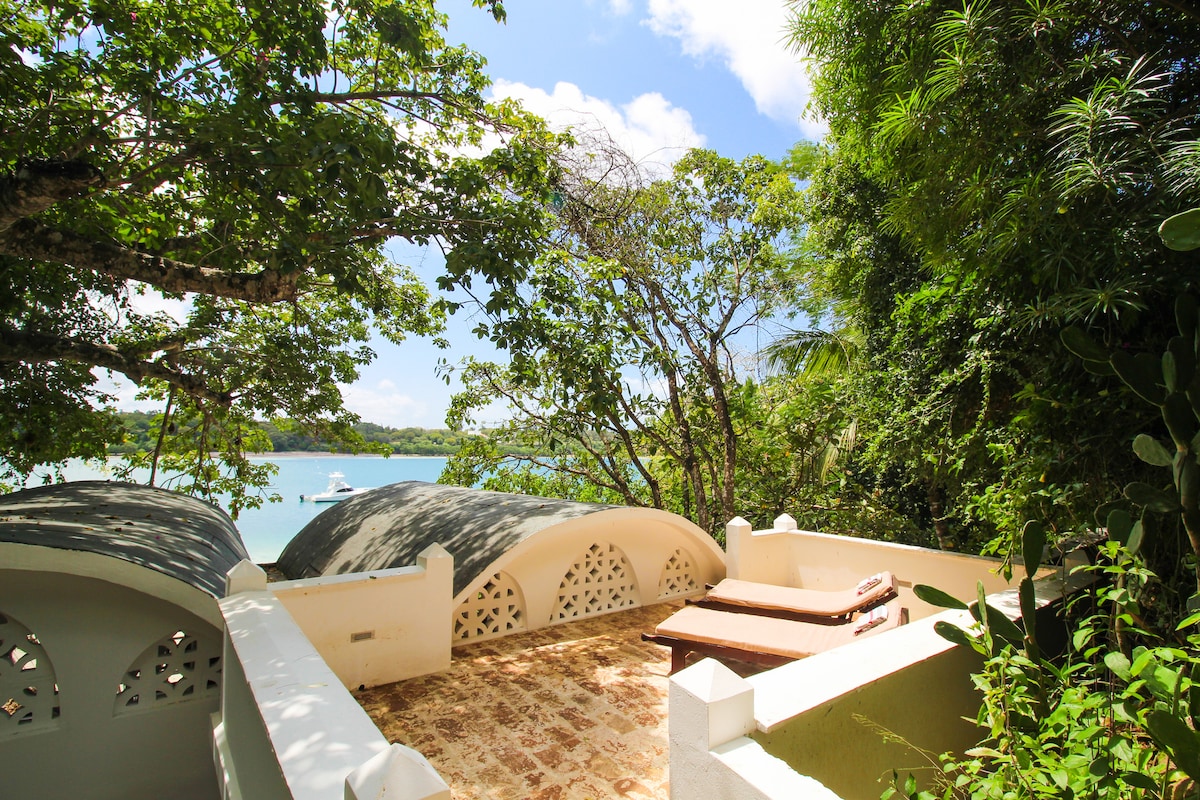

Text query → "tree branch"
[0,160,106,232]
[0,325,232,406]
[0,218,300,303]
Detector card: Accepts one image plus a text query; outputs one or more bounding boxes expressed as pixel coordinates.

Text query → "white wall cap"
[225,559,268,595]
[673,658,756,747]
[772,514,798,531]
[270,565,424,594]
[344,744,451,800]
[417,542,453,561]
[712,737,843,799]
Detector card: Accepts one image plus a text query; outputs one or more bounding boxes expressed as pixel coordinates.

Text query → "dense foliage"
[0,0,559,510]
[785,0,1200,795]
[788,0,1200,555]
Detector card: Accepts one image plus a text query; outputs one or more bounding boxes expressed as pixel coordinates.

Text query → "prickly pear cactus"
[1061,207,1200,609]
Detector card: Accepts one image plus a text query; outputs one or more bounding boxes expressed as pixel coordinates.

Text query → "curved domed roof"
[0,481,248,597]
[278,481,627,595]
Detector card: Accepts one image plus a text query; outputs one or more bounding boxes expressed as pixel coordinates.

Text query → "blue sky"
[339,0,824,429]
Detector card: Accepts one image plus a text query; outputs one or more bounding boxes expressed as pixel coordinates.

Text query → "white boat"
[300,472,372,502]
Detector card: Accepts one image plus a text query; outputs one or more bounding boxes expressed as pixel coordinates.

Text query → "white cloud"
[644,0,826,140]
[604,0,634,14]
[340,379,428,428]
[491,79,705,175]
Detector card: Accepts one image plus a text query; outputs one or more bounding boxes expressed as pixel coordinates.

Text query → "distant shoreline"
[245,452,449,459]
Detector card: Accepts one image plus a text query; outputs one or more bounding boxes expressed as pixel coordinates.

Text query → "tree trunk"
[928,482,955,550]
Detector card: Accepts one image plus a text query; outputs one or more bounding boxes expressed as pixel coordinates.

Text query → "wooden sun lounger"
[644,597,907,674]
[695,571,898,622]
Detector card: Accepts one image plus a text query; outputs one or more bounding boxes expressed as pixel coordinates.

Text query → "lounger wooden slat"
[644,597,906,674]
[696,572,897,621]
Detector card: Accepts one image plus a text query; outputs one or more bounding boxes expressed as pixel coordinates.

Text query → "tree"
[1,0,559,509]
[444,147,814,534]
[787,0,1200,553]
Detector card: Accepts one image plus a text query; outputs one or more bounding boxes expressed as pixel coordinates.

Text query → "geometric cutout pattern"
[551,542,639,623]
[114,629,221,715]
[454,571,527,642]
[0,612,60,735]
[657,547,701,599]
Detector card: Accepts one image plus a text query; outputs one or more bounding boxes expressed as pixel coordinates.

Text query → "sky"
[337,0,824,430]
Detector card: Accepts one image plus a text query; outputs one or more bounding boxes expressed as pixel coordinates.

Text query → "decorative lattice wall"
[551,542,639,623]
[454,571,527,642]
[114,629,221,715]
[0,612,60,735]
[657,547,701,599]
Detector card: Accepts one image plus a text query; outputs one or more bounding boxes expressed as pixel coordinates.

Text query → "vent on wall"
[657,548,701,599]
[551,542,639,623]
[114,629,221,715]
[455,571,526,642]
[0,612,61,735]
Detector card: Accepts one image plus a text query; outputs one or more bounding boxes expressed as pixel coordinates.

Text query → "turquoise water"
[38,455,448,563]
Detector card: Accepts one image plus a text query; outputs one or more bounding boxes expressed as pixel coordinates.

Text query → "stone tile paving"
[356,601,689,800]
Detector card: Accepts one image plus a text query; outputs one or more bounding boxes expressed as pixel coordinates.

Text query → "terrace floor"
[356,600,726,800]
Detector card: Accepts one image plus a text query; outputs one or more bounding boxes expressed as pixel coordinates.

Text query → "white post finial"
[345,744,451,800]
[774,513,798,532]
[224,559,267,595]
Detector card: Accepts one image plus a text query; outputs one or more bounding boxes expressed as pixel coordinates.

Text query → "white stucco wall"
[725,517,1024,620]
[672,519,1089,800]
[216,562,449,800]
[0,568,221,800]
[269,544,454,689]
[460,507,725,636]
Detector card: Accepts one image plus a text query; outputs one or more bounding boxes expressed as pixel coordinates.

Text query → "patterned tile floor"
[356,601,690,800]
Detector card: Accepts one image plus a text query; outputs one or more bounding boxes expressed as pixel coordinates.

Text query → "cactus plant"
[1160,208,1200,252]
[1062,291,1200,607]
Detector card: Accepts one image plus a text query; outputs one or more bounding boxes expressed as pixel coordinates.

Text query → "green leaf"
[1167,336,1196,392]
[1177,609,1200,630]
[982,602,1026,645]
[914,584,968,609]
[1121,772,1161,792]
[1060,326,1112,363]
[933,620,977,649]
[1111,350,1166,406]
[1189,594,1200,615]
[1160,208,1200,251]
[1105,651,1133,682]
[1147,710,1200,780]
[1124,481,1180,513]
[1019,576,1038,655]
[1125,519,1146,555]
[1132,433,1173,467]
[1106,508,1133,543]
[1164,392,1199,447]
[1021,520,1046,577]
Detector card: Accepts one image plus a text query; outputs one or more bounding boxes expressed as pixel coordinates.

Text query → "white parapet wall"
[725,515,1027,618]
[270,543,454,689]
[671,519,1092,800]
[214,560,451,800]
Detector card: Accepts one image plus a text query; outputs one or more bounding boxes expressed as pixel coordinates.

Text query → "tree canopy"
[788,0,1200,554]
[0,0,559,507]
[442,146,824,534]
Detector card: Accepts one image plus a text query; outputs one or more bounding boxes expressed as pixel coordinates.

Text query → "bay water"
[36,454,448,563]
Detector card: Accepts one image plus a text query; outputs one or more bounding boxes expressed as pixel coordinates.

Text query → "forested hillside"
[107,412,492,456]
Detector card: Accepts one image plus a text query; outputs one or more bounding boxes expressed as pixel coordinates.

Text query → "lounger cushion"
[652,597,903,661]
[703,571,897,618]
